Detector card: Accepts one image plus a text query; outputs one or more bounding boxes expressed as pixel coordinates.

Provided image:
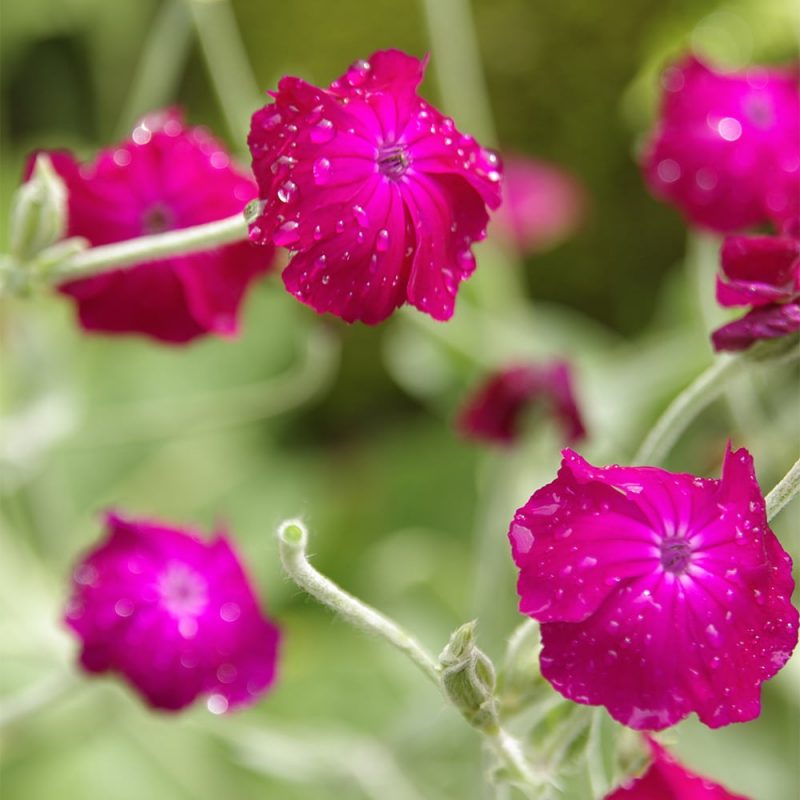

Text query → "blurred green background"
[1,0,799,798]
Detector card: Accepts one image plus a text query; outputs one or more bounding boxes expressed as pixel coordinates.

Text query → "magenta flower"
[508,447,798,731]
[494,156,586,255]
[31,110,272,343]
[605,737,749,799]
[247,49,503,324]
[642,55,800,232]
[712,229,800,351]
[458,361,586,446]
[65,511,281,712]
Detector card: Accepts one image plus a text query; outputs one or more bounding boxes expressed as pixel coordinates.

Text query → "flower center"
[377,144,411,178]
[158,563,208,617]
[660,537,692,574]
[143,203,174,234]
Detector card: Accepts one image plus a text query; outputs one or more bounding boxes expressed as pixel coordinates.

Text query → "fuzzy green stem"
[276,520,544,795]
[766,456,800,522]
[633,355,740,465]
[634,337,799,466]
[54,211,248,282]
[485,727,541,799]
[276,520,440,684]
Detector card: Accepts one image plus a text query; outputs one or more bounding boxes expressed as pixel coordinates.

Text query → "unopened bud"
[439,620,498,732]
[9,154,67,262]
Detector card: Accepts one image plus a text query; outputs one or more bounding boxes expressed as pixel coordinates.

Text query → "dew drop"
[114,598,134,618]
[510,522,534,553]
[273,220,300,246]
[376,228,390,252]
[352,205,369,228]
[220,602,241,622]
[313,157,332,184]
[216,663,237,684]
[657,159,681,183]
[313,224,323,240]
[277,180,297,203]
[310,119,335,144]
[717,117,742,142]
[456,250,475,272]
[207,694,229,714]
[74,564,99,586]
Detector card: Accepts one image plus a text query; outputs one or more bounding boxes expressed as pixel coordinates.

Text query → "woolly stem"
[276,519,544,796]
[276,520,440,684]
[633,355,740,465]
[766,456,800,522]
[53,211,249,282]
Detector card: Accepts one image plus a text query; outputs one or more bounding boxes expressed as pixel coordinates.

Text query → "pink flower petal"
[509,447,798,731]
[248,50,502,324]
[65,511,281,712]
[27,110,274,343]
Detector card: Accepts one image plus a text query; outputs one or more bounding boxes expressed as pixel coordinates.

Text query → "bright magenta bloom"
[642,56,800,232]
[606,737,749,799]
[712,227,800,351]
[508,447,797,731]
[248,50,503,324]
[65,512,281,712]
[34,110,271,343]
[495,156,585,254]
[458,361,586,446]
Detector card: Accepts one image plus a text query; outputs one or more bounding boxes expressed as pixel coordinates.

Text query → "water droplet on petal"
[313,157,332,184]
[277,180,297,203]
[352,205,369,228]
[114,598,134,618]
[310,119,335,144]
[456,250,475,272]
[717,117,742,142]
[313,224,323,240]
[345,59,371,86]
[273,220,300,246]
[376,228,390,252]
[657,159,681,183]
[220,602,241,622]
[207,694,229,714]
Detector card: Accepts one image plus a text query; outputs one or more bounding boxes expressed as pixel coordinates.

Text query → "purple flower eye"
[247,49,503,324]
[508,446,798,731]
[641,56,800,233]
[25,110,273,343]
[65,511,281,713]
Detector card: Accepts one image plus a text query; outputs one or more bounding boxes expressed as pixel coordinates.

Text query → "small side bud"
[439,620,499,732]
[9,154,68,262]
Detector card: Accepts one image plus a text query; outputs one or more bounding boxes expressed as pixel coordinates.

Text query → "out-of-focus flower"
[457,361,586,446]
[26,110,272,343]
[494,156,586,254]
[65,511,281,713]
[642,55,800,232]
[508,446,797,731]
[712,227,800,351]
[248,49,502,324]
[605,736,749,799]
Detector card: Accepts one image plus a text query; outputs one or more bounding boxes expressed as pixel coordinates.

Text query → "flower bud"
[439,620,499,732]
[9,154,67,262]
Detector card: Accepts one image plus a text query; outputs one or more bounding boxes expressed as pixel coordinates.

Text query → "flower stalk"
[276,519,545,797]
[55,211,249,282]
[276,520,440,684]
[766,455,800,522]
[634,336,800,465]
